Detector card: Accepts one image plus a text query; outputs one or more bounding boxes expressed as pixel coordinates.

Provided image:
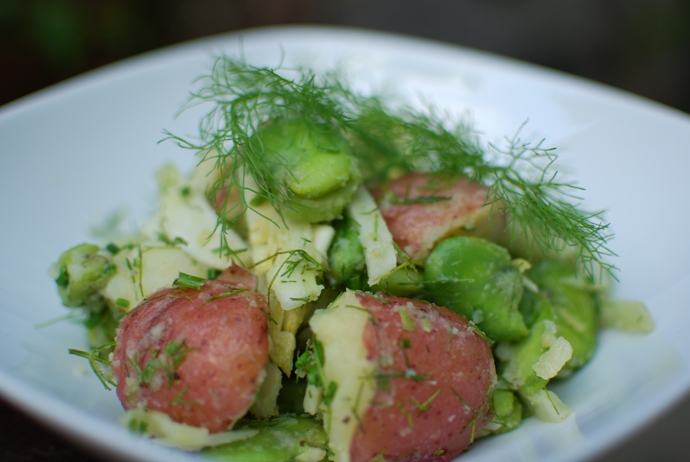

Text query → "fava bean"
[204,414,328,462]
[327,215,368,290]
[424,236,528,342]
[375,265,424,297]
[259,119,362,222]
[48,243,118,345]
[520,259,598,376]
[496,260,597,397]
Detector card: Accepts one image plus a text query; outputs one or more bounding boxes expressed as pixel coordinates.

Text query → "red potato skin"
[350,292,495,462]
[111,265,269,433]
[210,183,244,222]
[373,173,505,263]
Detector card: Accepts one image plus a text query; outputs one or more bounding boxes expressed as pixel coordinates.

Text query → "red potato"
[309,290,496,462]
[111,265,269,433]
[210,183,245,222]
[373,173,506,263]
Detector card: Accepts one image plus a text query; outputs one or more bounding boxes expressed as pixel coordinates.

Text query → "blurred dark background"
[1,0,689,113]
[1,1,689,461]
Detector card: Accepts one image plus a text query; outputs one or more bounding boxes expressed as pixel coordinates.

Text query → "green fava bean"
[376,265,424,297]
[259,119,362,223]
[49,243,115,308]
[519,259,598,375]
[328,214,423,296]
[203,414,328,462]
[327,215,368,290]
[286,173,361,223]
[49,243,120,346]
[424,236,528,342]
[495,260,598,396]
[487,389,523,435]
[276,375,308,414]
[496,316,556,395]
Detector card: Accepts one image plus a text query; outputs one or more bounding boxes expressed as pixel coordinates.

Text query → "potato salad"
[49,56,653,462]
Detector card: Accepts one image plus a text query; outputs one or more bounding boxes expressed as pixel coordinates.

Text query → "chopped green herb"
[397,402,414,428]
[399,308,415,331]
[410,388,442,414]
[207,268,222,280]
[205,288,247,303]
[392,195,452,205]
[157,234,189,247]
[173,272,205,290]
[170,385,199,406]
[127,417,148,433]
[55,266,69,288]
[68,342,117,390]
[129,339,196,389]
[322,381,338,407]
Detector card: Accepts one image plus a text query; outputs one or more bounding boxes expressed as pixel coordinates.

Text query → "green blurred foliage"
[28,0,86,70]
[632,0,690,53]
[0,0,688,112]
[0,0,166,104]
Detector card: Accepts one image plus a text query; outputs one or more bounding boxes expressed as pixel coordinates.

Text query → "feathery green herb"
[127,339,196,389]
[295,339,338,406]
[69,342,117,390]
[166,56,615,277]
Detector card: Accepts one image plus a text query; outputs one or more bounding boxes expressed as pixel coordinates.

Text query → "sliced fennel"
[120,408,257,451]
[347,186,397,286]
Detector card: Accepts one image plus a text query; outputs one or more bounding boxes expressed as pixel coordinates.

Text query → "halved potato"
[374,173,506,264]
[310,290,496,462]
[111,266,269,433]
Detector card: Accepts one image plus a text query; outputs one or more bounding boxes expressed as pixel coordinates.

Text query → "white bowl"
[1,25,689,462]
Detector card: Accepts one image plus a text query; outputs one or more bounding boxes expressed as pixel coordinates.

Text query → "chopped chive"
[157,233,188,246]
[170,385,199,406]
[397,402,414,428]
[55,266,69,288]
[207,268,222,280]
[103,263,116,276]
[115,298,130,308]
[394,195,452,205]
[127,418,148,433]
[105,243,120,254]
[205,288,247,303]
[411,388,442,413]
[399,308,415,331]
[173,272,205,290]
[322,381,339,406]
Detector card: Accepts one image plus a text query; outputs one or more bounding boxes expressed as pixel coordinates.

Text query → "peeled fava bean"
[327,214,368,290]
[49,243,114,309]
[111,265,269,433]
[375,265,424,297]
[309,290,496,462]
[328,214,424,296]
[501,260,597,394]
[203,414,328,461]
[258,119,362,222]
[49,243,119,346]
[424,236,528,342]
